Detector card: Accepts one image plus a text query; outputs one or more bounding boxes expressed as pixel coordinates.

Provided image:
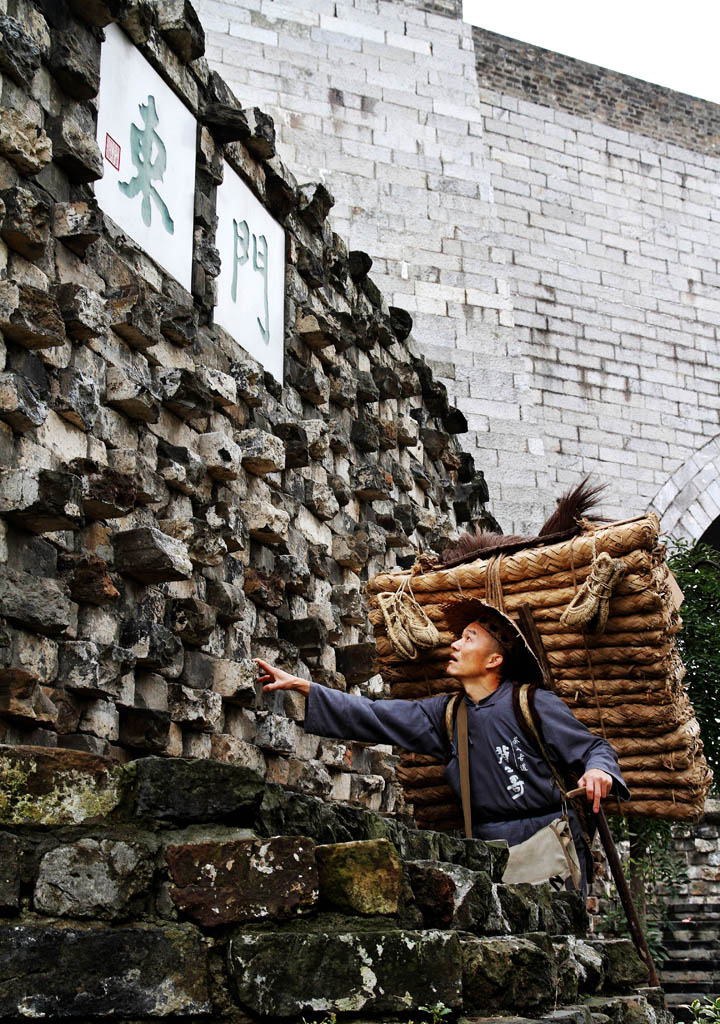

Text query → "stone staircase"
[659,801,720,1022]
[464,990,672,1024]
[660,903,720,1020]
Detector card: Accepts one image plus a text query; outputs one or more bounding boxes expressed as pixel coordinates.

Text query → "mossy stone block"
[128,756,265,823]
[315,838,403,915]
[228,928,462,1016]
[484,839,510,881]
[166,835,319,926]
[495,881,554,934]
[461,934,556,1015]
[0,832,20,911]
[0,745,124,825]
[552,888,589,936]
[0,923,210,1017]
[586,938,649,992]
[407,860,494,931]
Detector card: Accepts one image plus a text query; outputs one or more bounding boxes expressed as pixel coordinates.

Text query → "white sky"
[462,1,720,106]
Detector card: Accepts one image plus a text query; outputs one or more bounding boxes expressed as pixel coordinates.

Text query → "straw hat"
[441,598,543,684]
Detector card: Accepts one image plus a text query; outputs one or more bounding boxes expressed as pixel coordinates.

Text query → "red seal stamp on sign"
[104,133,121,171]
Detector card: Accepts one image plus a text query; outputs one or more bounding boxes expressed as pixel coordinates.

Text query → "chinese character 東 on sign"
[232,218,269,344]
[119,94,174,234]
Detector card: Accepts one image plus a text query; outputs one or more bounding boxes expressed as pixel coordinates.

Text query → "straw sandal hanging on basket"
[377,578,440,660]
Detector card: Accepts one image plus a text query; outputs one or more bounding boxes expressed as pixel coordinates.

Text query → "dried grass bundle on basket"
[367,507,713,827]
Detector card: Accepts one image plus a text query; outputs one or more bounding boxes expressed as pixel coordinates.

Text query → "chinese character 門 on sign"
[95,23,195,291]
[215,162,286,385]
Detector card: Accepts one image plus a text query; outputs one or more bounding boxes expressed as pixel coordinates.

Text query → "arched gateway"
[650,435,720,543]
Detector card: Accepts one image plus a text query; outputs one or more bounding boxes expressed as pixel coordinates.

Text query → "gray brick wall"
[474,27,720,534]
[474,28,720,157]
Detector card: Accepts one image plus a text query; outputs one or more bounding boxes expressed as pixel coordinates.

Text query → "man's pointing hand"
[254,658,311,696]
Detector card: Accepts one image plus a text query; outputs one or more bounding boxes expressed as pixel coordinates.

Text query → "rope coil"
[559,536,628,635]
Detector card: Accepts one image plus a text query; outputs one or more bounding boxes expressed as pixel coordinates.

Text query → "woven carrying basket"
[367,513,713,825]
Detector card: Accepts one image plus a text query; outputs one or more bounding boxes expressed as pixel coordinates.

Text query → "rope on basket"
[377,576,441,660]
[485,554,505,611]
[559,532,627,635]
[566,534,622,813]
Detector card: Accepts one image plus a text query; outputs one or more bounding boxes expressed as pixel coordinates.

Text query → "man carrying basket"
[255,597,628,896]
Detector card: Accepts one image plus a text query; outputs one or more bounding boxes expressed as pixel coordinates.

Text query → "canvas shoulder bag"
[448,685,581,889]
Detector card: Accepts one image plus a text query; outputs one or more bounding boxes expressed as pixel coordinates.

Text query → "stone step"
[667,903,720,912]
[664,991,718,1005]
[666,914,720,925]
[463,993,669,1024]
[664,1001,702,1024]
[667,903,720,918]
[665,929,719,943]
[664,921,720,932]
[667,921,720,937]
[663,943,720,956]
[0,923,211,1018]
[667,924,720,937]
[663,937,720,949]
[462,1011,591,1024]
[662,981,719,995]
[663,946,719,960]
[462,1014,590,1024]
[584,993,673,1024]
[668,902,720,913]
[460,933,558,1017]
[660,969,719,985]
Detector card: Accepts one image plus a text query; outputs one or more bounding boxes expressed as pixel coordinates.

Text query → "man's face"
[447,621,504,681]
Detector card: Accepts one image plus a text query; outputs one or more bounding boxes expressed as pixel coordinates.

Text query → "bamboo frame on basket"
[366,515,661,594]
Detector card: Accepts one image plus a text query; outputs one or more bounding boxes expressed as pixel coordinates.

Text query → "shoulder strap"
[456,698,473,840]
[443,692,472,839]
[443,691,463,761]
[516,684,593,848]
[517,683,568,801]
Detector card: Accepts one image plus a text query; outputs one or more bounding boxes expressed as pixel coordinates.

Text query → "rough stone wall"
[0,0,489,805]
[0,743,667,1022]
[473,29,720,533]
[197,0,553,534]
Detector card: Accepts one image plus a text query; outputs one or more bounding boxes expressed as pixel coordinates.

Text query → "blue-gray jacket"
[304,679,628,853]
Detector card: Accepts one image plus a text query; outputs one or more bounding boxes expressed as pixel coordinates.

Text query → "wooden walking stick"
[517,604,661,988]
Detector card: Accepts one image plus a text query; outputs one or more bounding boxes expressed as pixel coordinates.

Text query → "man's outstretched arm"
[254,658,447,758]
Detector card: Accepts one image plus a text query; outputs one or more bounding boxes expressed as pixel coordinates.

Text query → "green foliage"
[601,816,689,963]
[683,997,720,1024]
[302,1010,455,1024]
[419,1004,452,1024]
[667,538,720,787]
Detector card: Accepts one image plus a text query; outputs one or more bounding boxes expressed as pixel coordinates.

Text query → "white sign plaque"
[215,162,286,384]
[95,23,196,291]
